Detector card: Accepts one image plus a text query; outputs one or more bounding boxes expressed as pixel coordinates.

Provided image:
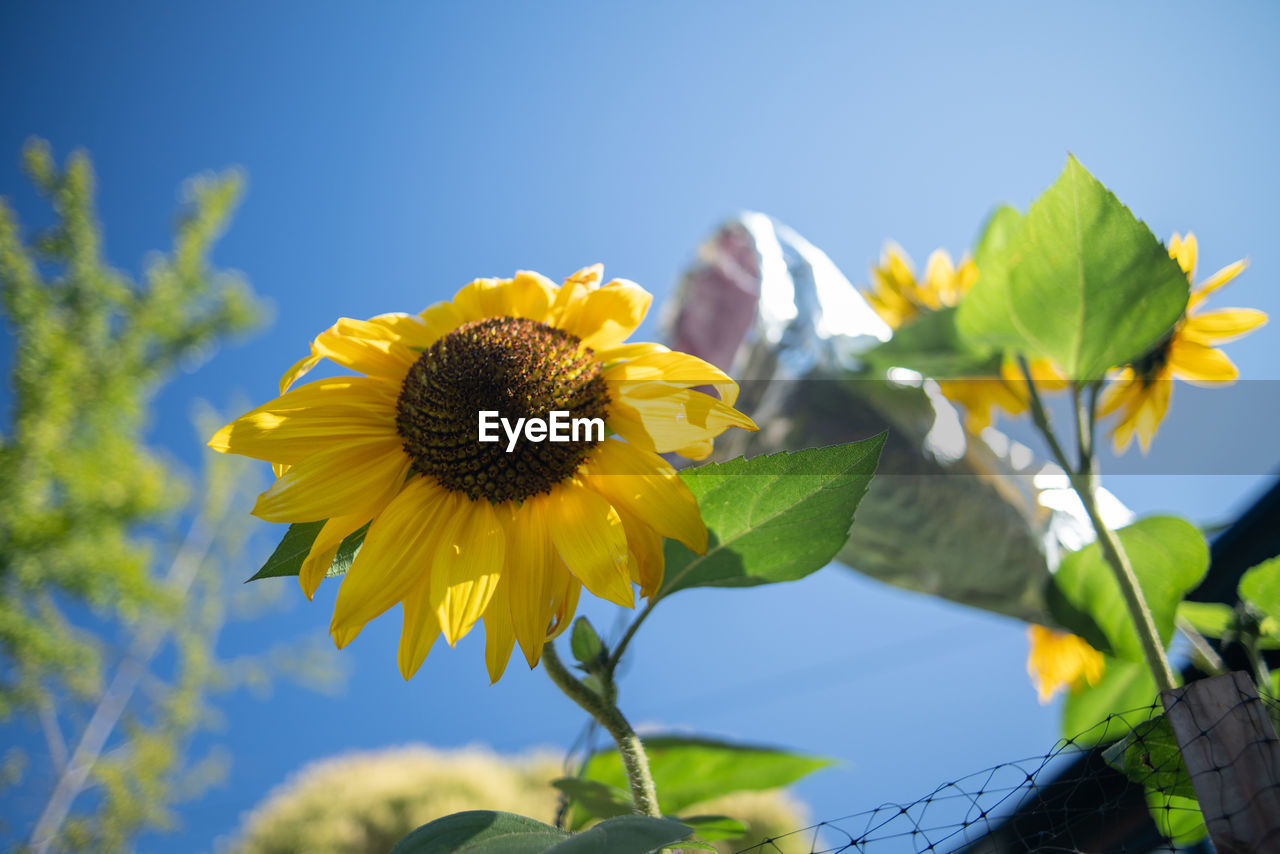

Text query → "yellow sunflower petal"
[504,496,560,667]
[1169,231,1197,278]
[209,377,399,462]
[1132,376,1172,453]
[581,439,707,553]
[1027,625,1105,704]
[482,574,517,684]
[328,477,458,644]
[280,352,324,393]
[609,383,758,454]
[334,313,436,348]
[301,512,379,600]
[1181,308,1267,345]
[561,279,653,351]
[595,341,670,366]
[397,577,442,680]
[252,438,409,522]
[565,264,604,288]
[617,507,664,598]
[1096,369,1136,418]
[603,350,739,407]
[920,250,954,309]
[549,481,633,608]
[453,271,557,323]
[547,572,582,640]
[1168,338,1239,384]
[673,438,714,460]
[1189,259,1247,309]
[431,498,504,646]
[311,321,420,383]
[419,301,466,340]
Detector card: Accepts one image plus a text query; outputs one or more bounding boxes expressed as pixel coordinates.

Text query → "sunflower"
[1099,233,1266,453]
[1026,625,1105,704]
[862,242,977,330]
[210,266,757,682]
[937,358,1067,433]
[863,242,1063,431]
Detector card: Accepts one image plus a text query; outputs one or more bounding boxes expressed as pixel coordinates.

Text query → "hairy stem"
[542,642,661,818]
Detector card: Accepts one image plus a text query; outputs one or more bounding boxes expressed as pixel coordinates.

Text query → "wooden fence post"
[1161,671,1280,854]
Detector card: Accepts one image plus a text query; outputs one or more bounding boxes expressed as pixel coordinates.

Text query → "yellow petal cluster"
[1100,233,1266,453]
[1026,625,1106,704]
[862,242,977,331]
[210,267,756,681]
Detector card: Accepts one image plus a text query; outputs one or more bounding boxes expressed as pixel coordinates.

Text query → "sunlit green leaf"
[248,520,367,582]
[1239,556,1280,622]
[1062,657,1159,743]
[973,204,1023,265]
[1176,601,1233,638]
[1101,715,1195,800]
[677,814,749,842]
[1050,517,1208,663]
[1145,789,1206,848]
[551,778,632,821]
[659,438,884,597]
[956,155,1188,379]
[580,736,832,821]
[860,307,1000,378]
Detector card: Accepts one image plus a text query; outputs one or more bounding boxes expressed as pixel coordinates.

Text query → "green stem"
[1176,615,1227,675]
[1018,359,1177,693]
[607,598,657,675]
[542,642,661,818]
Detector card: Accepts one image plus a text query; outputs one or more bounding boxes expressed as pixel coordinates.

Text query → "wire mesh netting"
[735,678,1280,854]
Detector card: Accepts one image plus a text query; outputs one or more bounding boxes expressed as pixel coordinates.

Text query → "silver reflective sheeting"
[663,213,1131,625]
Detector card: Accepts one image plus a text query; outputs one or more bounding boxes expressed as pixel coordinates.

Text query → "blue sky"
[3,1,1278,850]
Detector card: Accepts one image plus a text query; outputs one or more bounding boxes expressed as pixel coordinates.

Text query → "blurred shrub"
[228,745,810,854]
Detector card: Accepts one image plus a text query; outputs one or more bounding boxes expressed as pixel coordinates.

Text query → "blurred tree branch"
[0,139,327,853]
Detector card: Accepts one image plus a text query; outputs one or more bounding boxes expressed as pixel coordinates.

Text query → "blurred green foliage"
[229,745,810,854]
[0,139,271,852]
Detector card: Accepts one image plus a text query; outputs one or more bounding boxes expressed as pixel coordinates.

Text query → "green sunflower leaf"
[956,155,1189,380]
[248,520,368,582]
[974,203,1023,264]
[676,814,749,842]
[659,435,884,598]
[248,521,322,582]
[1239,555,1280,623]
[572,736,832,829]
[1101,714,1196,801]
[1062,656,1159,743]
[860,307,1001,379]
[1176,600,1234,638]
[388,810,568,854]
[1048,516,1209,663]
[551,777,633,822]
[1145,789,1207,848]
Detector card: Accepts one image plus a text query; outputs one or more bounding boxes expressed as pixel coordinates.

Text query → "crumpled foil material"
[663,212,1131,625]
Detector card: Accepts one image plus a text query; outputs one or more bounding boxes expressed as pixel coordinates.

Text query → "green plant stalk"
[1019,359,1177,693]
[542,642,661,818]
[1176,615,1227,675]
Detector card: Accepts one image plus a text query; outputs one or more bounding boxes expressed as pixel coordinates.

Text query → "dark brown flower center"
[395,317,610,503]
[1133,329,1176,386]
